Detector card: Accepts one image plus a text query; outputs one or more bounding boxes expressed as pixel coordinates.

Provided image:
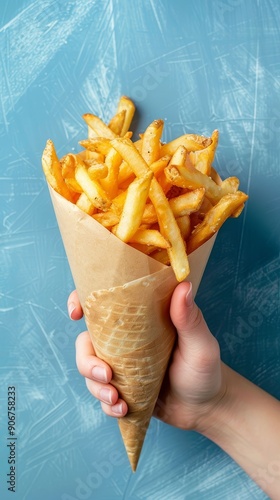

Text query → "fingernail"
[185,282,193,307]
[92,366,107,382]
[112,402,124,415]
[99,388,112,404]
[68,302,76,320]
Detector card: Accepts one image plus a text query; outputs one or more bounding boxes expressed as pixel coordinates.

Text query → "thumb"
[170,282,219,366]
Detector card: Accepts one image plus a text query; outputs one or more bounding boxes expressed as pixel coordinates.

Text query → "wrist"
[193,362,233,437]
[194,362,280,499]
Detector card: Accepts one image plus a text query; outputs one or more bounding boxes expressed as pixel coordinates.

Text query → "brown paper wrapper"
[48,185,216,471]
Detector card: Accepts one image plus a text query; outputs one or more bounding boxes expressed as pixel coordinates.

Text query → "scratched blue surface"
[1,1,280,499]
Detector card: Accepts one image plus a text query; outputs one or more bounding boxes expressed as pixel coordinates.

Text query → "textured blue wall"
[1,1,279,499]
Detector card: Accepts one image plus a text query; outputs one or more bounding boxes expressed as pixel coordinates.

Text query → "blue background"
[1,1,279,499]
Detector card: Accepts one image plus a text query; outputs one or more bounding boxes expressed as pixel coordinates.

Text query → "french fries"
[42,96,248,282]
[114,170,153,242]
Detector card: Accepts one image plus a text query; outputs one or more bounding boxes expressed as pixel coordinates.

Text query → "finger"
[170,282,209,338]
[100,399,128,418]
[76,331,112,383]
[67,290,83,320]
[170,282,220,368]
[85,377,119,406]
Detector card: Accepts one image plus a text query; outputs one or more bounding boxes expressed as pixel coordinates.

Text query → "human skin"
[68,282,280,499]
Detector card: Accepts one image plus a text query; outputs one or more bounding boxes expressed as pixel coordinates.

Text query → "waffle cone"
[84,272,177,471]
[48,186,216,470]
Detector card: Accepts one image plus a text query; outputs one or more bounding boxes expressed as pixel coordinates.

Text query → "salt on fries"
[42,96,248,282]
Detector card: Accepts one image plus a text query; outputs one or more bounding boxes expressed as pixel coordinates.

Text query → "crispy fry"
[83,113,117,139]
[141,189,205,225]
[76,192,96,215]
[79,138,112,155]
[149,155,171,176]
[108,109,126,135]
[115,96,136,136]
[79,150,105,163]
[111,137,150,177]
[160,134,211,157]
[149,179,190,281]
[93,211,120,228]
[176,214,191,240]
[141,203,157,225]
[87,162,108,180]
[114,170,153,242]
[100,148,122,198]
[141,119,164,166]
[165,161,239,204]
[75,157,111,211]
[65,177,83,193]
[111,190,127,216]
[187,191,249,254]
[129,228,170,248]
[169,188,205,216]
[60,154,83,194]
[189,130,219,176]
[162,144,189,193]
[42,140,74,202]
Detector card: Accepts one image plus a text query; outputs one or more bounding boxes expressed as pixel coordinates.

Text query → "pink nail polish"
[185,282,193,307]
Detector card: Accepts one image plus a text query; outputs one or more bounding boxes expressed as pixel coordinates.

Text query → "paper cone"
[48,185,216,470]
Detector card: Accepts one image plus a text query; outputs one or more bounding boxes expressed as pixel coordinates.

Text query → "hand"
[67,290,128,417]
[154,281,225,431]
[68,287,280,499]
[67,283,226,431]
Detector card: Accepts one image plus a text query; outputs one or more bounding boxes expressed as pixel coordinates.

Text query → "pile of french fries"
[42,96,248,282]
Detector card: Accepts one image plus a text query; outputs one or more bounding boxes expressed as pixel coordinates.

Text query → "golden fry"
[176,214,191,240]
[100,148,122,198]
[129,228,170,249]
[149,179,190,281]
[189,130,219,176]
[79,150,105,163]
[42,140,74,202]
[169,188,205,217]
[79,138,112,155]
[141,119,164,166]
[76,192,96,215]
[160,134,211,156]
[75,158,111,211]
[165,161,239,204]
[114,170,153,242]
[161,145,189,193]
[93,211,120,228]
[108,109,126,135]
[111,190,127,216]
[111,137,150,177]
[141,203,157,225]
[149,155,171,176]
[187,191,249,254]
[83,113,117,139]
[65,177,83,193]
[115,96,136,136]
[87,162,108,180]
